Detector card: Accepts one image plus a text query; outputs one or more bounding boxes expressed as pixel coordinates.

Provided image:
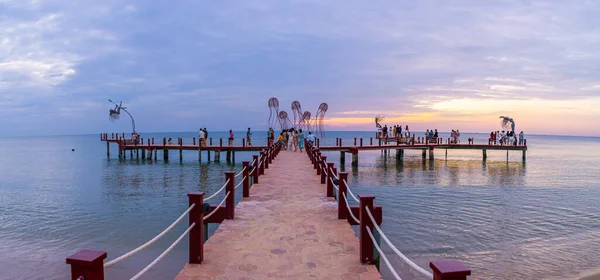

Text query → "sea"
[1,131,599,280]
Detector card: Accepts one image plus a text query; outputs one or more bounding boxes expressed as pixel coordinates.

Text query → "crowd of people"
[489,130,525,146]
[272,128,315,153]
[377,125,411,141]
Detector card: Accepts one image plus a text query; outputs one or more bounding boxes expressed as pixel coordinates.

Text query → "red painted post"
[378,138,381,146]
[152,138,154,145]
[219,138,222,147]
[338,172,348,219]
[524,139,527,146]
[320,156,327,184]
[252,155,259,184]
[336,138,339,146]
[359,194,376,264]
[360,138,363,147]
[340,138,343,147]
[268,146,273,164]
[327,162,334,197]
[112,133,115,139]
[259,152,265,175]
[122,132,125,139]
[225,172,235,219]
[193,138,196,145]
[264,149,270,169]
[242,161,250,197]
[66,250,107,280]
[317,138,320,147]
[188,192,205,264]
[316,152,322,174]
[210,138,213,146]
[141,138,144,145]
[163,138,166,146]
[370,137,373,145]
[430,260,471,280]
[354,138,357,146]
[242,138,246,148]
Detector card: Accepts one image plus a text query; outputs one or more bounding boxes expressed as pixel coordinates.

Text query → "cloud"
[1,0,599,136]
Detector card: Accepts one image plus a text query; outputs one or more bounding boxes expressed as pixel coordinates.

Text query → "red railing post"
[225,171,235,219]
[264,149,270,169]
[340,138,343,147]
[360,138,363,147]
[188,192,205,264]
[152,138,154,145]
[252,155,259,184]
[336,138,339,146]
[242,161,250,197]
[359,194,376,264]
[122,132,125,139]
[112,133,115,139]
[243,138,246,148]
[193,137,196,145]
[524,139,527,146]
[320,156,327,184]
[430,260,471,280]
[259,152,265,175]
[370,137,373,145]
[66,250,107,280]
[354,138,357,146]
[269,146,274,164]
[316,152,322,174]
[210,138,213,146]
[338,172,348,219]
[219,138,222,147]
[326,162,334,197]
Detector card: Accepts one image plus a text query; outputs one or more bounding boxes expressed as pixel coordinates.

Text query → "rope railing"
[234,166,247,178]
[103,203,196,268]
[204,179,230,202]
[130,222,196,280]
[330,176,339,191]
[367,226,402,280]
[343,179,360,203]
[204,191,230,220]
[366,207,433,278]
[234,176,246,190]
[330,167,339,179]
[342,192,360,224]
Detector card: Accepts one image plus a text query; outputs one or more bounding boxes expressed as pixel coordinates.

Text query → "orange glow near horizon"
[322,97,600,136]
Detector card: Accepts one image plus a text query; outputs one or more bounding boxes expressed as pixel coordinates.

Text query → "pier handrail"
[103,203,196,268]
[130,223,196,280]
[234,166,247,178]
[204,179,230,202]
[204,191,230,220]
[235,176,246,190]
[366,225,402,280]
[343,179,360,203]
[366,207,433,278]
[342,192,360,224]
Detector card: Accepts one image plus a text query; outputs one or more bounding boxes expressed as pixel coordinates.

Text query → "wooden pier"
[69,139,473,280]
[101,132,528,165]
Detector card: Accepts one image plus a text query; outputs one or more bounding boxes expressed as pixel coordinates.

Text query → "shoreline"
[577,268,600,280]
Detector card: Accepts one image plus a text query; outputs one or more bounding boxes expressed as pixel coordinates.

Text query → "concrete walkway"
[175,150,382,280]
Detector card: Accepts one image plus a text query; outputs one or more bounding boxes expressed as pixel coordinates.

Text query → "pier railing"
[66,142,281,280]
[305,140,472,280]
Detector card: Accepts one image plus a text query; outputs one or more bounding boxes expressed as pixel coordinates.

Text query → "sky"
[1,0,600,137]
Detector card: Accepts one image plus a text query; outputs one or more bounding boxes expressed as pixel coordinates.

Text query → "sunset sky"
[2,0,600,137]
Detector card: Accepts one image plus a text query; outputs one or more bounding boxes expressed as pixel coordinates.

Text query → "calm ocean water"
[1,131,599,280]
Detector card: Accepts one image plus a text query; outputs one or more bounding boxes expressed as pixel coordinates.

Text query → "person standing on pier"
[278,132,285,148]
[228,130,234,146]
[306,131,316,145]
[203,128,208,146]
[519,131,524,145]
[199,129,206,146]
[168,138,173,145]
[291,129,299,152]
[298,129,305,152]
[246,128,252,146]
[267,128,274,146]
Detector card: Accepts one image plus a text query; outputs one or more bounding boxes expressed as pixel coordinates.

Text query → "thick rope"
[329,167,339,179]
[129,223,196,280]
[366,208,433,278]
[104,204,195,268]
[203,191,230,220]
[367,226,402,280]
[343,179,360,203]
[342,192,360,224]
[234,166,247,178]
[204,179,230,202]
[330,177,339,191]
[234,176,246,190]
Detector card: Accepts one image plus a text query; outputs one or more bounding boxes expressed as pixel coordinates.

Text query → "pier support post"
[214,149,220,162]
[422,149,426,160]
[522,150,526,161]
[106,142,110,158]
[340,151,345,165]
[430,260,471,280]
[338,172,348,219]
[351,148,359,166]
[483,149,487,161]
[232,151,235,162]
[66,250,107,280]
[252,155,259,184]
[130,150,133,158]
[198,149,202,162]
[154,149,157,160]
[141,148,146,159]
[225,172,235,219]
[359,194,375,264]
[396,149,404,161]
[226,150,231,162]
[429,147,434,161]
[242,161,250,197]
[207,150,211,162]
[164,149,169,161]
[327,162,334,197]
[188,192,205,264]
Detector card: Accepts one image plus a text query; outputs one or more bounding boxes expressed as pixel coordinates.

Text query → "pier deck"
[174,151,381,280]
